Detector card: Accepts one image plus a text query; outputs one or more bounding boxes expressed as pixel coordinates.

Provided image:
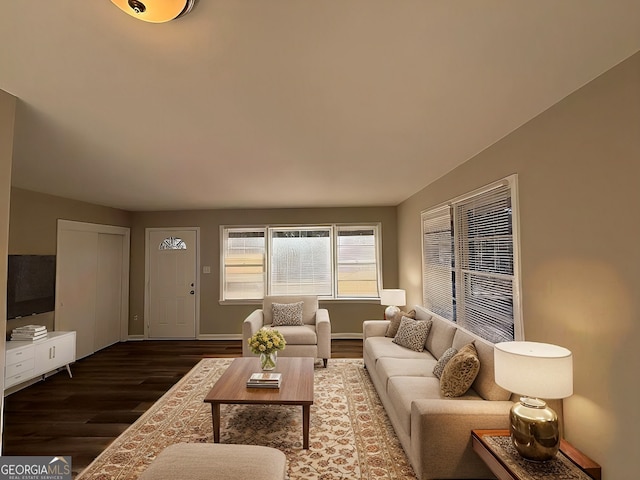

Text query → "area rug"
[76,358,417,480]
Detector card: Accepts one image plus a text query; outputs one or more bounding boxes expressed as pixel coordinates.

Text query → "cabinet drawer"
[6,357,35,377]
[6,347,35,365]
[5,369,36,389]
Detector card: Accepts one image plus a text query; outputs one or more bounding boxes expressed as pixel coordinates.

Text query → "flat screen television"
[6,255,56,320]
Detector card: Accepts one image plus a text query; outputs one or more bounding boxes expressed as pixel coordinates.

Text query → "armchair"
[242,295,331,367]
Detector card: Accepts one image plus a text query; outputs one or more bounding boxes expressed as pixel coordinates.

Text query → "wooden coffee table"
[204,357,315,449]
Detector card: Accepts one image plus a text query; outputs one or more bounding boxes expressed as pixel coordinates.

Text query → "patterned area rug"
[76,358,417,480]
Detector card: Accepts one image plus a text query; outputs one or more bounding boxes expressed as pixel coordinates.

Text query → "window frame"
[220,223,382,302]
[421,175,523,342]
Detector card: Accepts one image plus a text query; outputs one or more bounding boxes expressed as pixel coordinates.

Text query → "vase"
[260,351,277,370]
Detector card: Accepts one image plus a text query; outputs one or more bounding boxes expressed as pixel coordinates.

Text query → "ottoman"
[139,443,288,480]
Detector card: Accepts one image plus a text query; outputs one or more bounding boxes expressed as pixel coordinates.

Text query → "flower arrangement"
[248,327,286,355]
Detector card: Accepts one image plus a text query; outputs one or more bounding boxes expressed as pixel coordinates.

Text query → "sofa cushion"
[424,315,457,359]
[453,330,512,401]
[271,301,304,326]
[269,324,317,345]
[376,357,438,391]
[440,343,480,397]
[432,347,458,379]
[364,337,430,363]
[385,309,416,337]
[393,317,432,352]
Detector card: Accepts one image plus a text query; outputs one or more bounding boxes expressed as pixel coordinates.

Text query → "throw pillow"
[385,309,416,337]
[271,302,304,326]
[440,343,480,397]
[432,347,458,379]
[392,317,432,352]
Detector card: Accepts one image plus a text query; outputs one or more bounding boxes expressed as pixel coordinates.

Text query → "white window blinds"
[222,229,265,300]
[422,178,520,343]
[270,227,332,296]
[336,226,379,298]
[421,206,455,319]
[454,184,515,342]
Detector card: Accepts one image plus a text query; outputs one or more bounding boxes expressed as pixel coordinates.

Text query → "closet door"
[94,233,123,351]
[56,229,99,359]
[56,220,130,360]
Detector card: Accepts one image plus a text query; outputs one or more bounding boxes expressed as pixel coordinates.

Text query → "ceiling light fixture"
[110,0,196,23]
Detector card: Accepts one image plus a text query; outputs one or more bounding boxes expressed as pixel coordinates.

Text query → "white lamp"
[380,289,406,320]
[110,0,196,23]
[494,341,573,462]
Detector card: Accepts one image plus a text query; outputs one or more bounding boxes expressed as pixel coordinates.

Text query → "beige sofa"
[363,305,514,480]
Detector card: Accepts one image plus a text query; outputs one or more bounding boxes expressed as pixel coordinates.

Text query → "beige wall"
[9,187,131,255]
[130,207,398,336]
[0,89,17,449]
[398,52,640,478]
[7,188,132,332]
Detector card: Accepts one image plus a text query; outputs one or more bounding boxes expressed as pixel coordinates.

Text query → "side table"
[471,429,601,480]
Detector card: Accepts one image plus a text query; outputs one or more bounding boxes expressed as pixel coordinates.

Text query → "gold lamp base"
[509,397,560,462]
[384,305,400,320]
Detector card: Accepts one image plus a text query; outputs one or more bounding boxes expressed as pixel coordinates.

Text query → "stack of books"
[246,372,282,389]
[11,324,48,341]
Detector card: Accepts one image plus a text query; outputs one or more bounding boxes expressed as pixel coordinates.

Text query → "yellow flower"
[248,327,286,355]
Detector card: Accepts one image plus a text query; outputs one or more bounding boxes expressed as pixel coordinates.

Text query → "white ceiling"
[2,1,639,211]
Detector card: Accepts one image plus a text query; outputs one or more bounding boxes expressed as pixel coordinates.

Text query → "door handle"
[190,290,195,295]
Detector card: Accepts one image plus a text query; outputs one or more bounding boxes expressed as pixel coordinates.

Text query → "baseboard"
[197,333,363,340]
[197,334,241,340]
[125,333,363,341]
[332,332,363,340]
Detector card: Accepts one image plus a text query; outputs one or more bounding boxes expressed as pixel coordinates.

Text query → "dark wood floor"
[1,339,362,476]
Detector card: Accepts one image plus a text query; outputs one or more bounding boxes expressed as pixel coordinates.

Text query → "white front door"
[147,229,198,338]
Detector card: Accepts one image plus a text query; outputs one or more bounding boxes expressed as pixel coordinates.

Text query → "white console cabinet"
[4,331,76,392]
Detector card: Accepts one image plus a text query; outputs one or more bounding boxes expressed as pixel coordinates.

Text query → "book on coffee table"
[247,372,282,388]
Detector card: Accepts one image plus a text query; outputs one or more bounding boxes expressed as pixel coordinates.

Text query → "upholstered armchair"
[242,295,331,367]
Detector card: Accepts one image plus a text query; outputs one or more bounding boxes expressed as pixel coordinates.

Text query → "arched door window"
[159,236,187,250]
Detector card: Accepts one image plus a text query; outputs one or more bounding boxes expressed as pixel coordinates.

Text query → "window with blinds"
[222,229,266,300]
[422,206,455,319]
[421,177,521,343]
[270,227,332,296]
[336,226,379,298]
[221,224,381,301]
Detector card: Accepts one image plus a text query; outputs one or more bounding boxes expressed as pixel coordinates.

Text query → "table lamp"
[379,289,406,320]
[494,341,573,462]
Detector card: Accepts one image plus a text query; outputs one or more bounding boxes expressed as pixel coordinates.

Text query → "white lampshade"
[379,289,406,307]
[494,341,573,399]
